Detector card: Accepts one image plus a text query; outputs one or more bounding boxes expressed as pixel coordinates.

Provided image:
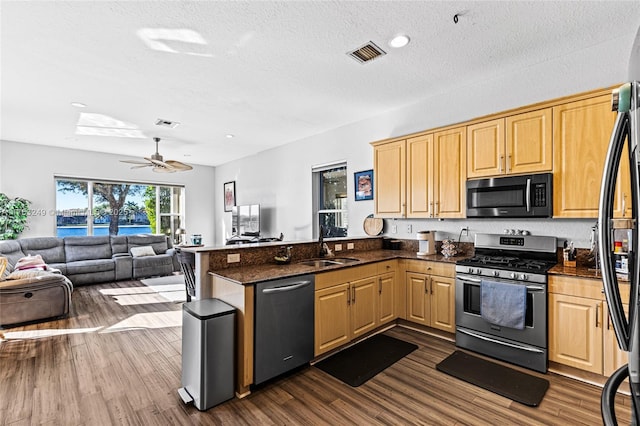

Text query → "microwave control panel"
[533,183,547,207]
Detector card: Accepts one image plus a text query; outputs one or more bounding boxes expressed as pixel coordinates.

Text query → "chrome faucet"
[318,225,329,257]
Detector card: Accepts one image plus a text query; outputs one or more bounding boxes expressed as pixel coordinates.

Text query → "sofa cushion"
[18,237,65,264]
[66,259,115,275]
[127,234,169,255]
[0,241,25,272]
[110,236,128,255]
[64,236,112,262]
[130,246,156,257]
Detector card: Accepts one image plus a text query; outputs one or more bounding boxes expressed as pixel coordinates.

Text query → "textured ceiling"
[1,1,640,167]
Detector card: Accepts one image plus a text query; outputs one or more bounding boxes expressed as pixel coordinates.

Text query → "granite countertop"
[548,264,603,280]
[209,249,467,285]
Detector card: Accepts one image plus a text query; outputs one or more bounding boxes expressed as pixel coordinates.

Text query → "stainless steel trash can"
[178,299,235,411]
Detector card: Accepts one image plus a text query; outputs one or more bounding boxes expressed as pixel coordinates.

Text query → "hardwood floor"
[0,280,632,425]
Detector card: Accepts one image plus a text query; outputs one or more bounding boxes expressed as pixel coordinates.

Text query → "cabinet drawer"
[548,275,602,299]
[403,259,454,277]
[377,260,397,274]
[315,263,378,291]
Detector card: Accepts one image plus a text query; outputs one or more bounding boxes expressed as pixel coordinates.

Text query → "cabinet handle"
[623,194,627,217]
[499,155,504,174]
[379,278,382,294]
[435,201,439,217]
[352,286,356,304]
[424,279,429,294]
[347,285,350,306]
[596,303,600,328]
[507,154,511,173]
[607,311,610,330]
[429,202,434,218]
[430,279,433,295]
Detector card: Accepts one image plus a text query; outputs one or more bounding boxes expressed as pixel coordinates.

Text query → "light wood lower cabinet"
[549,275,629,376]
[314,262,398,356]
[404,260,456,334]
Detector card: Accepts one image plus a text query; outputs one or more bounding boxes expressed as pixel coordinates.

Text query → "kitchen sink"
[297,257,360,267]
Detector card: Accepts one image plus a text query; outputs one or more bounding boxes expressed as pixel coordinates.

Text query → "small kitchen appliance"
[455,233,557,373]
[599,24,640,424]
[416,231,436,255]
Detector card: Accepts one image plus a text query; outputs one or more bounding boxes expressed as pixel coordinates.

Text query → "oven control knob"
[521,274,528,281]
[476,268,482,275]
[493,270,500,277]
[467,267,474,274]
[510,272,516,279]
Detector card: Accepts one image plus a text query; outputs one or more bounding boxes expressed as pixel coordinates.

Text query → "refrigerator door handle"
[598,109,631,351]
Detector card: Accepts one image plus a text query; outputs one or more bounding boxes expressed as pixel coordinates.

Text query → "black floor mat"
[436,350,549,406]
[315,334,418,387]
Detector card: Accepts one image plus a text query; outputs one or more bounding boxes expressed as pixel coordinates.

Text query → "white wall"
[0,141,216,243]
[214,31,635,248]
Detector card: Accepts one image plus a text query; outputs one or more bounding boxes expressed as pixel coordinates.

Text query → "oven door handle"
[457,328,544,354]
[526,178,532,212]
[458,276,545,292]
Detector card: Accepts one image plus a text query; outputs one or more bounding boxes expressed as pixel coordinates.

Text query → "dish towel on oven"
[480,279,526,330]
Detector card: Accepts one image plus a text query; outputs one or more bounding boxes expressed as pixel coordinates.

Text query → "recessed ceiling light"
[389,34,410,48]
[226,134,235,138]
[71,102,87,108]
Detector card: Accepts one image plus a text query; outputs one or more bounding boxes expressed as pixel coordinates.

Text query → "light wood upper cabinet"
[433,127,467,218]
[467,118,505,178]
[506,109,553,175]
[553,95,619,218]
[467,109,552,179]
[374,127,465,219]
[407,134,434,218]
[374,140,406,218]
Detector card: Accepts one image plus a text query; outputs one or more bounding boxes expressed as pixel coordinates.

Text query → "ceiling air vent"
[347,41,386,64]
[155,118,180,129]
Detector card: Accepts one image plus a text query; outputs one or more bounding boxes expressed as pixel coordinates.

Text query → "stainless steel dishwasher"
[254,274,314,385]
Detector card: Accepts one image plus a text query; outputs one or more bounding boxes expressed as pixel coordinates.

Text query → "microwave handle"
[526,178,531,212]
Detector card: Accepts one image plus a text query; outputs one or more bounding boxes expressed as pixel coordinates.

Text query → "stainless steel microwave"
[466,173,553,218]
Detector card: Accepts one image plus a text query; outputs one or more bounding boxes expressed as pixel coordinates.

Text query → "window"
[312,163,348,238]
[56,177,184,242]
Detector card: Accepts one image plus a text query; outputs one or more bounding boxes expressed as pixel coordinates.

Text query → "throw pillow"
[0,257,8,281]
[130,246,156,257]
[15,254,47,271]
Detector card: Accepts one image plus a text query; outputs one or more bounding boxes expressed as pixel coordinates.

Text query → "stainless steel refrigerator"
[599,25,640,425]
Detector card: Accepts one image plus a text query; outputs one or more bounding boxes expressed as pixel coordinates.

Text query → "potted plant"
[0,193,31,240]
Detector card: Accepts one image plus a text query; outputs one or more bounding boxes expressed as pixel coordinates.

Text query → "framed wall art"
[224,181,236,212]
[354,169,373,201]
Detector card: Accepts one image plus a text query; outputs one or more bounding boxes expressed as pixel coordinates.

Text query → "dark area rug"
[315,334,418,387]
[436,350,549,406]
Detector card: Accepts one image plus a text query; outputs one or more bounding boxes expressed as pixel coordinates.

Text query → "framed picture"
[354,169,374,201]
[224,181,236,212]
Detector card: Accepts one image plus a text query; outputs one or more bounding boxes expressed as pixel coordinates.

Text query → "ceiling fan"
[120,137,193,173]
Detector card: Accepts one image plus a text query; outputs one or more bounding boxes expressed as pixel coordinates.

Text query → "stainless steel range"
[455,233,557,373]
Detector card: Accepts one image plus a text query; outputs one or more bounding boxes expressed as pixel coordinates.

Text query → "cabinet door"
[433,127,467,218]
[553,96,617,218]
[407,134,434,218]
[430,275,455,333]
[374,140,406,218]
[549,293,603,374]
[406,272,429,326]
[315,283,351,356]
[603,301,629,376]
[467,118,505,178]
[506,108,553,175]
[350,277,377,338]
[378,272,396,324]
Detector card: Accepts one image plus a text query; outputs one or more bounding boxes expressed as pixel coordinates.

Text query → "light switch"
[227,253,240,263]
[335,244,343,251]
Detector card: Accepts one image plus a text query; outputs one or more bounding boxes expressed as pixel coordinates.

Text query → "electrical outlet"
[227,253,240,263]
[462,227,469,236]
[391,224,397,234]
[335,244,343,252]
[406,224,412,233]
[347,242,355,250]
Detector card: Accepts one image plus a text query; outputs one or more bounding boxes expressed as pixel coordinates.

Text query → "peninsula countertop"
[208,249,467,285]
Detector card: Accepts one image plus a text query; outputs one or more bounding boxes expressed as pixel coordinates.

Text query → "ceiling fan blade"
[164,160,193,171]
[131,164,153,169]
[120,160,151,165]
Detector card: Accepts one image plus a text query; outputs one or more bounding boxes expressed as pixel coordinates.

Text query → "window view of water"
[57,225,153,237]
